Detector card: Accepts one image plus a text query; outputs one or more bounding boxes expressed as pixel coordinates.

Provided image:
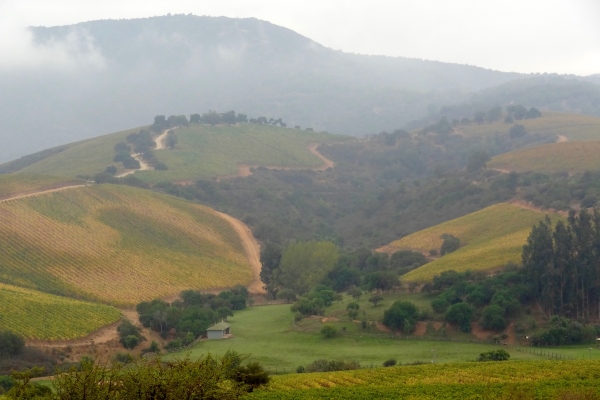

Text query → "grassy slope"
[0,174,83,199]
[15,124,344,181]
[170,301,542,369]
[0,184,252,306]
[488,141,600,173]
[0,283,120,340]
[136,124,343,183]
[18,127,142,177]
[249,360,600,399]
[383,203,562,283]
[455,112,600,141]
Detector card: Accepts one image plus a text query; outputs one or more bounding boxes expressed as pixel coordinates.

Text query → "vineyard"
[0,174,83,200]
[249,360,600,399]
[385,203,563,282]
[0,282,120,340]
[455,112,600,142]
[0,184,252,306]
[488,141,600,173]
[135,124,343,182]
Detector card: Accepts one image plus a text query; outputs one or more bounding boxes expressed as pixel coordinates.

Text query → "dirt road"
[216,211,265,294]
[154,129,170,150]
[216,143,335,181]
[0,184,87,203]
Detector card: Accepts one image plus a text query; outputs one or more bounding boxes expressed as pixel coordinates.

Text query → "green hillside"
[135,124,342,183]
[0,174,83,200]
[0,183,252,306]
[455,112,600,142]
[14,123,343,182]
[382,203,563,283]
[488,141,600,173]
[0,283,120,340]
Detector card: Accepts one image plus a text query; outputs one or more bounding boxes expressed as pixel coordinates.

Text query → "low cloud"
[0,4,106,72]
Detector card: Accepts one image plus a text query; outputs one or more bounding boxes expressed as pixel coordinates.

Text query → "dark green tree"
[382,301,419,332]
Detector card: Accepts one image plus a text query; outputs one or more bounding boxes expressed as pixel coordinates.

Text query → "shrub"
[321,325,337,338]
[305,359,360,373]
[383,301,419,333]
[480,305,507,331]
[445,303,474,333]
[383,359,397,367]
[440,234,460,256]
[477,349,510,361]
[233,362,270,391]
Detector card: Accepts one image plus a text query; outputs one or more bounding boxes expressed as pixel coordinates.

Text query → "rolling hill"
[0,283,120,340]
[488,141,600,174]
[0,182,253,306]
[454,112,600,142]
[10,123,343,181]
[379,203,563,283]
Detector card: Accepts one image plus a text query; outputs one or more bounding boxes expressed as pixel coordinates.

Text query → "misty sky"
[1,0,599,75]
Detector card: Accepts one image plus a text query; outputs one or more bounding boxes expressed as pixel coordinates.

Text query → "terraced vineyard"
[488,141,600,173]
[249,360,600,399]
[0,283,120,340]
[455,112,600,142]
[0,184,252,306]
[136,124,343,183]
[383,203,563,282]
[0,174,83,200]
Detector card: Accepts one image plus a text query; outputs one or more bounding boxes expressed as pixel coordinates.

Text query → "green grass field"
[383,203,563,282]
[488,141,600,173]
[13,123,344,181]
[170,302,543,370]
[0,174,83,200]
[249,360,600,399]
[0,184,252,306]
[455,112,600,142]
[0,282,121,340]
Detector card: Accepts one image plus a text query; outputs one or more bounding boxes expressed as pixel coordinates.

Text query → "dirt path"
[154,129,170,150]
[507,199,568,216]
[215,211,265,294]
[0,184,87,203]
[557,135,568,143]
[216,143,334,181]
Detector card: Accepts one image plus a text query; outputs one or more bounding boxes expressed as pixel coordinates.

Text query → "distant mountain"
[0,15,524,162]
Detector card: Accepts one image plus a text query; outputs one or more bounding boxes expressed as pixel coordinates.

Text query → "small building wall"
[207,330,224,340]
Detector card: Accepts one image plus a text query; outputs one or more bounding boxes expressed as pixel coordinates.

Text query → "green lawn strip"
[168,304,543,370]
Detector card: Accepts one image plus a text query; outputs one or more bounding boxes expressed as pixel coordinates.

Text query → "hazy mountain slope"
[0,183,252,306]
[0,14,522,162]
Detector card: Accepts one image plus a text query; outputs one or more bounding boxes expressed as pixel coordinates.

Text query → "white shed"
[206,321,231,340]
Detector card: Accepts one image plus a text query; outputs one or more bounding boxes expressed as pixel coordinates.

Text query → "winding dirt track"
[216,143,334,181]
[116,129,171,177]
[215,211,265,294]
[0,185,87,203]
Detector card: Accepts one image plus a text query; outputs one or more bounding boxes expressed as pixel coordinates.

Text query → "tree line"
[523,209,600,320]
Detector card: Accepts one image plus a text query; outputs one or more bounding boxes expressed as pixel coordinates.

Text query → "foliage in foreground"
[7,354,269,399]
[248,360,600,399]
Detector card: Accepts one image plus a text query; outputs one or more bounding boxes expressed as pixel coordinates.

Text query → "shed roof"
[207,321,231,331]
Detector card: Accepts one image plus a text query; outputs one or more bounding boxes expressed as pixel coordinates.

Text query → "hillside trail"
[507,199,569,217]
[216,143,334,181]
[215,211,265,294]
[490,135,568,175]
[116,129,172,177]
[0,184,87,203]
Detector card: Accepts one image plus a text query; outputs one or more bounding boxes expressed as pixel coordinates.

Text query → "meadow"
[249,360,600,399]
[0,283,120,340]
[488,141,600,173]
[384,203,563,282]
[136,124,343,183]
[170,302,544,370]
[456,112,600,142]
[0,184,252,306]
